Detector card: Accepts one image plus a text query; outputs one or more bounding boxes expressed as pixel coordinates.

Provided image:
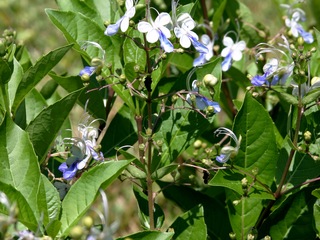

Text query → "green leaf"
[116,231,174,240]
[226,190,263,239]
[302,88,320,105]
[151,164,178,180]
[26,88,83,163]
[56,0,105,26]
[123,29,146,67]
[260,188,317,239]
[133,186,165,229]
[25,89,47,125]
[314,199,320,235]
[0,115,48,231]
[276,91,299,106]
[0,57,13,84]
[7,57,23,109]
[41,175,61,222]
[170,205,207,240]
[46,9,122,69]
[59,160,131,237]
[209,92,277,196]
[102,104,137,157]
[212,0,227,32]
[158,181,232,240]
[152,98,214,171]
[11,44,73,114]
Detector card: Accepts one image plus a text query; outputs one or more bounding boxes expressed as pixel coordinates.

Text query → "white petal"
[201,34,210,45]
[177,13,192,25]
[221,47,231,57]
[155,12,172,27]
[181,17,196,31]
[137,21,153,33]
[126,6,136,18]
[174,27,184,38]
[180,35,191,48]
[120,16,130,32]
[146,29,160,43]
[231,49,243,61]
[235,41,246,51]
[159,26,171,38]
[125,0,133,9]
[222,36,234,47]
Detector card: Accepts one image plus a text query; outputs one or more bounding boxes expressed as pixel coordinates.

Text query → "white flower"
[104,0,136,36]
[137,12,174,53]
[221,36,246,72]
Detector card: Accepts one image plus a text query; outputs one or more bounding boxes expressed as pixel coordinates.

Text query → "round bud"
[297,37,304,45]
[146,128,152,136]
[69,226,83,239]
[264,236,271,240]
[81,73,90,82]
[251,167,259,176]
[119,74,126,84]
[232,200,240,206]
[176,48,184,53]
[201,142,207,149]
[171,94,179,103]
[203,74,218,87]
[106,62,112,69]
[241,177,248,188]
[0,38,6,56]
[206,105,215,114]
[310,47,317,53]
[91,57,103,67]
[129,20,135,27]
[156,140,163,147]
[138,143,145,151]
[134,64,141,73]
[247,233,255,240]
[193,140,202,149]
[304,131,312,142]
[258,30,266,38]
[93,144,102,152]
[104,20,111,27]
[161,53,167,59]
[82,216,94,229]
[229,232,237,240]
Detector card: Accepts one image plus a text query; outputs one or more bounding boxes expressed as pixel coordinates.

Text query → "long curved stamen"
[186,67,198,92]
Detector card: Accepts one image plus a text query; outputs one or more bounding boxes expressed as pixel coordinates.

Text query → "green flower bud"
[233,200,241,206]
[69,226,83,239]
[172,94,179,103]
[203,74,218,87]
[134,64,141,73]
[258,30,266,38]
[304,131,312,142]
[93,144,102,152]
[241,177,248,188]
[139,143,145,151]
[106,62,113,69]
[156,140,163,147]
[104,20,111,28]
[146,128,152,136]
[251,167,259,176]
[206,105,215,115]
[176,48,184,53]
[297,37,304,45]
[0,38,6,56]
[81,73,90,82]
[193,140,202,149]
[229,232,237,240]
[264,236,271,240]
[129,20,135,26]
[91,57,103,67]
[247,233,255,240]
[119,74,126,84]
[82,216,94,229]
[161,53,167,59]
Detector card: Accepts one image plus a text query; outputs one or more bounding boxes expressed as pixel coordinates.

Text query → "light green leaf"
[25,89,47,125]
[170,205,207,240]
[116,231,174,240]
[46,9,122,69]
[123,29,146,67]
[59,160,131,237]
[41,175,61,222]
[151,164,178,180]
[26,88,83,163]
[226,189,263,240]
[0,115,48,231]
[314,199,320,234]
[11,45,73,114]
[302,88,320,105]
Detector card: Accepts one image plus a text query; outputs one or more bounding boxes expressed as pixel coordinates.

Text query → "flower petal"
[159,31,174,53]
[156,12,172,27]
[231,49,243,61]
[125,0,133,9]
[146,29,160,43]
[251,75,267,86]
[222,36,234,47]
[221,53,232,72]
[137,21,153,33]
[179,34,191,48]
[105,18,122,36]
[120,16,130,32]
[193,53,207,67]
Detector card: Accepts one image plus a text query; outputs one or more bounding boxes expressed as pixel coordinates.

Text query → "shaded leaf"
[11,45,73,114]
[116,231,174,240]
[26,88,83,163]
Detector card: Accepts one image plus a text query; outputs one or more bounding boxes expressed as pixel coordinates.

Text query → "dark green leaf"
[11,44,73,114]
[302,88,320,105]
[59,160,131,237]
[26,88,83,163]
[170,205,207,240]
[0,58,13,84]
[116,231,174,240]
[25,89,47,125]
[123,29,146,67]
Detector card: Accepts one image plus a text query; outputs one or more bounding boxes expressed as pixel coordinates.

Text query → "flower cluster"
[251,38,294,87]
[282,5,314,44]
[59,117,104,180]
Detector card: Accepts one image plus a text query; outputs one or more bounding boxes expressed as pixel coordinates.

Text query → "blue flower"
[285,11,314,44]
[137,11,174,53]
[221,35,246,72]
[186,80,221,113]
[79,66,96,77]
[214,127,241,163]
[104,0,136,36]
[251,40,294,86]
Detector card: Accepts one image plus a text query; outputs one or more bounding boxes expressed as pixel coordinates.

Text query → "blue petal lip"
[79,66,96,77]
[104,17,123,36]
[159,31,174,53]
[251,75,267,86]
